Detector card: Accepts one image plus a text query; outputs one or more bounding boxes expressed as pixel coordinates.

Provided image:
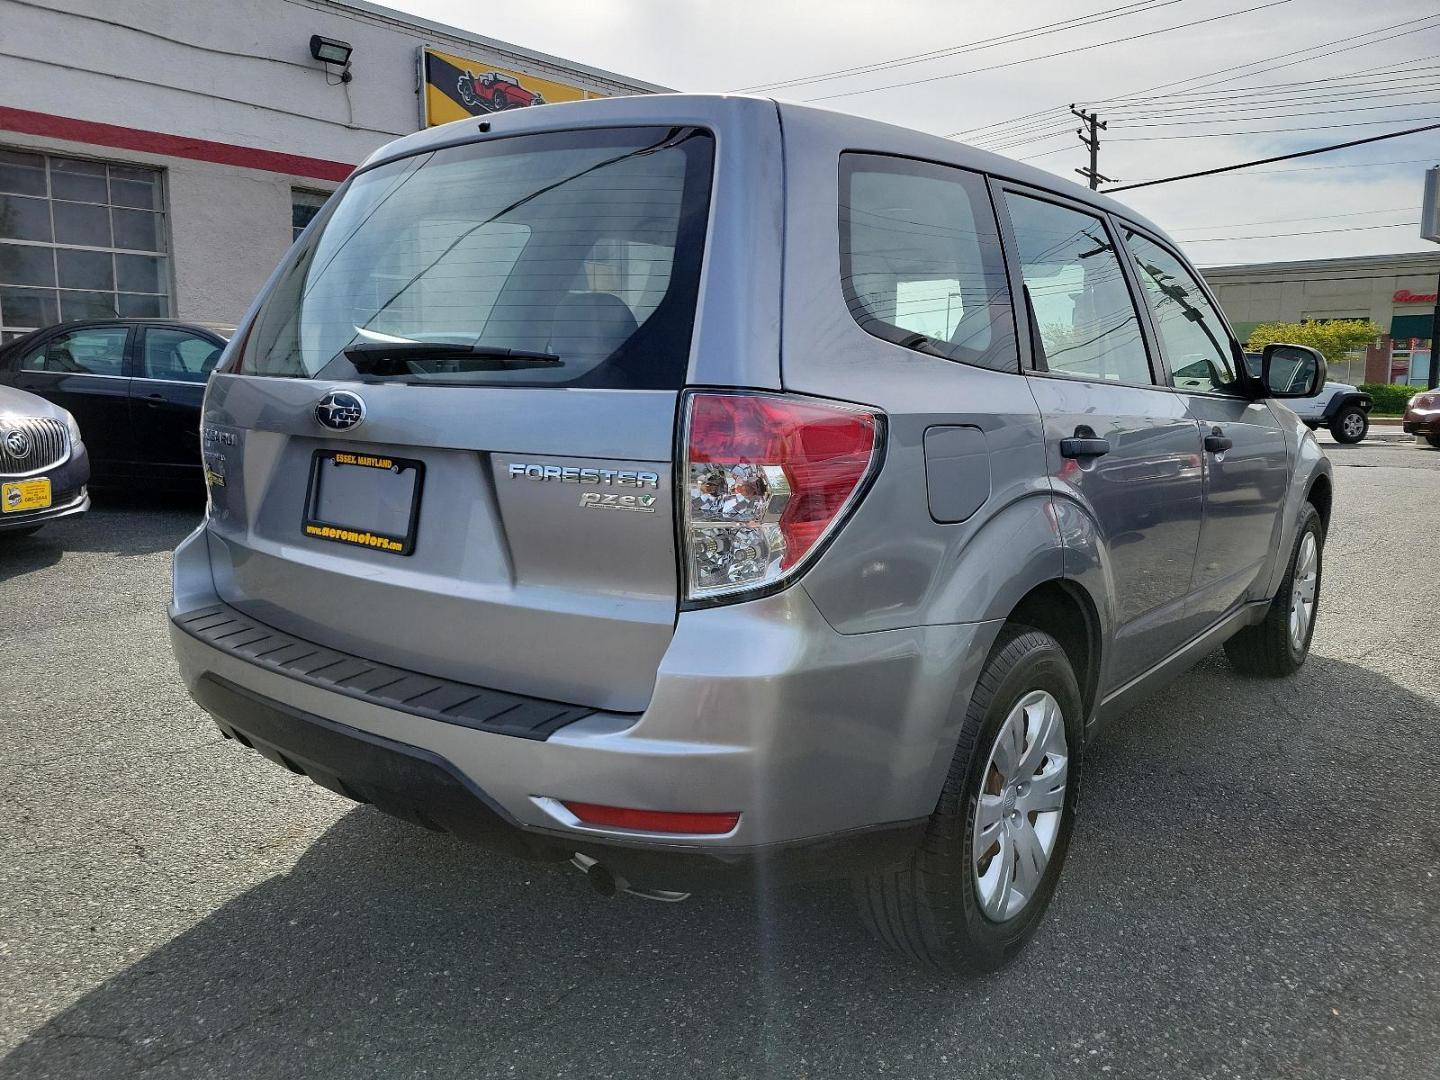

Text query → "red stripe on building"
[0,106,355,182]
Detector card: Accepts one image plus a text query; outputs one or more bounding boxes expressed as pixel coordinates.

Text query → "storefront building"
[0,0,666,341]
[1202,252,1440,385]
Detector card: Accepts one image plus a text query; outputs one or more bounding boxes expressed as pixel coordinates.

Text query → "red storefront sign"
[1394,289,1438,304]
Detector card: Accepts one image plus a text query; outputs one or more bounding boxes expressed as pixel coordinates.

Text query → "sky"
[389,0,1440,267]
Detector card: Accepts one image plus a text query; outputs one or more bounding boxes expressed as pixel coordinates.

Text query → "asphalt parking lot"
[2,434,1437,1080]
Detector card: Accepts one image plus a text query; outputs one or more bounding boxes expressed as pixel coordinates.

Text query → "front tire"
[1329,406,1368,444]
[1224,502,1322,677]
[1426,434,1440,449]
[855,626,1083,972]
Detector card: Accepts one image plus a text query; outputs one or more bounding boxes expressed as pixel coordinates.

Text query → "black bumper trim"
[194,674,927,892]
[174,602,601,741]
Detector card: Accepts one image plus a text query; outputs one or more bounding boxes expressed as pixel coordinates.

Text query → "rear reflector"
[563,801,740,835]
[683,391,881,602]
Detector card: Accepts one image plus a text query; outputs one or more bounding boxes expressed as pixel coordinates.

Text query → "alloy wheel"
[1342,412,1365,439]
[1289,531,1319,649]
[973,689,1068,922]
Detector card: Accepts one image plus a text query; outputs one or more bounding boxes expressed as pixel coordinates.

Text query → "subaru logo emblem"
[4,429,30,458]
[316,390,365,431]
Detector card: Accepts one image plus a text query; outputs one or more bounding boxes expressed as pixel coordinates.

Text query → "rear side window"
[237,127,714,389]
[840,155,1016,372]
[22,326,127,375]
[142,327,221,382]
[1003,193,1152,386]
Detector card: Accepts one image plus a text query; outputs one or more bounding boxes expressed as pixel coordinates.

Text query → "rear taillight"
[682,391,881,603]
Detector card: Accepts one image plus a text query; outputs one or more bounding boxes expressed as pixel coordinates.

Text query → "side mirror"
[1260,343,1326,399]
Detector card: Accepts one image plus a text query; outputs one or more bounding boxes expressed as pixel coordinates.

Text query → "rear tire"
[854,625,1083,972]
[1329,406,1368,444]
[1224,502,1323,677]
[0,526,41,539]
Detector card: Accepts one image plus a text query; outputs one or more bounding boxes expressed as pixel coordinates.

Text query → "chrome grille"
[0,417,69,475]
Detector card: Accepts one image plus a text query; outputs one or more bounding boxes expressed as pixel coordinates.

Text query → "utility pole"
[1071,105,1113,191]
[1423,165,1439,389]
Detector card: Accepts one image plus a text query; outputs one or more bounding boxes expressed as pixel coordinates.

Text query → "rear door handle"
[1059,428,1111,458]
[1204,428,1233,453]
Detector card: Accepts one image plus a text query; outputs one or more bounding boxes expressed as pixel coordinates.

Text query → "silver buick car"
[170,95,1331,971]
[0,383,89,535]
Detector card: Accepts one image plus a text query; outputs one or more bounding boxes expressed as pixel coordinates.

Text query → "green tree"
[1245,320,1383,367]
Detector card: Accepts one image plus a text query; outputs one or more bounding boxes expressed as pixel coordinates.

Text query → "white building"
[0,0,666,341]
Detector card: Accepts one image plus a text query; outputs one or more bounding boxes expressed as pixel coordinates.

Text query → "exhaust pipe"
[570,853,689,903]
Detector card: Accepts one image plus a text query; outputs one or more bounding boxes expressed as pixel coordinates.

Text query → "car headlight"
[62,409,82,448]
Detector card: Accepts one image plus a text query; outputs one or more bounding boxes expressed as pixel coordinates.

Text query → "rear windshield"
[236,126,714,388]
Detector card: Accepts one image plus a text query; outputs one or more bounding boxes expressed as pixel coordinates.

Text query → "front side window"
[240,127,714,389]
[1004,193,1152,385]
[840,155,1016,372]
[21,326,128,375]
[1123,230,1240,394]
[141,327,222,382]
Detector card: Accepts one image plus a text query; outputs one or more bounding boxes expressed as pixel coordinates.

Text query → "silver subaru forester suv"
[171,95,1332,971]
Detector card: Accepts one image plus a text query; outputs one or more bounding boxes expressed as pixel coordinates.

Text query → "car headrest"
[546,292,639,366]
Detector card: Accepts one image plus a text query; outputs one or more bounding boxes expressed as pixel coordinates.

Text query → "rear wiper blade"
[342,341,562,375]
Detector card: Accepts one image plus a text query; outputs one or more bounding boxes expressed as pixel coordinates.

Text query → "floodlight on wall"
[310,35,354,82]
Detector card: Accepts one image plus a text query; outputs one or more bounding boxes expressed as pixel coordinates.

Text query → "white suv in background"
[1245,353,1372,444]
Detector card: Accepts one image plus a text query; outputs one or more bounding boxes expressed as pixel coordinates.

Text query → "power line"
[1101,58,1440,109]
[1105,66,1440,111]
[1105,114,1440,141]
[1112,98,1440,128]
[1183,221,1419,242]
[1200,156,1436,178]
[978,57,1440,145]
[949,11,1440,140]
[1043,69,1440,129]
[1101,120,1440,192]
[727,0,1185,94]
[1089,13,1440,110]
[1171,206,1415,232]
[1109,84,1440,122]
[970,64,1440,149]
[973,89,1440,152]
[804,0,1297,103]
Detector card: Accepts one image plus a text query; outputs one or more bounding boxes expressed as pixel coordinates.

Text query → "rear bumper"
[1402,410,1439,435]
[190,672,926,891]
[170,524,997,888]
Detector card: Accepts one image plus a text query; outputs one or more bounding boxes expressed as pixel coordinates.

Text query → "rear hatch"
[201,125,715,713]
